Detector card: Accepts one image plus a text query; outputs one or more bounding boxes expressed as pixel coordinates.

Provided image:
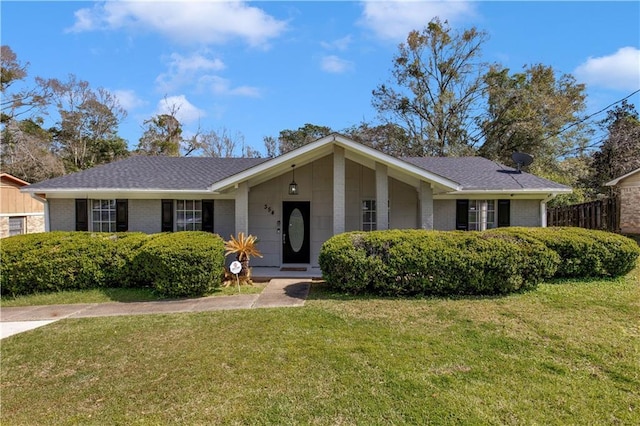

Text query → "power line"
[541,88,640,143]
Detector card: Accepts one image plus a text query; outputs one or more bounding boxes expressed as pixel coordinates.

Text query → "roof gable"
[605,167,640,186]
[207,134,462,192]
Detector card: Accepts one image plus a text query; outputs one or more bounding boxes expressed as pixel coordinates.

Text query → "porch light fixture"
[288,164,298,195]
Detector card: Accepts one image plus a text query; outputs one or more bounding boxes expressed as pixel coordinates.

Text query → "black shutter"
[456,199,469,231]
[75,199,88,231]
[116,199,128,232]
[498,200,511,227]
[202,200,214,233]
[161,200,173,232]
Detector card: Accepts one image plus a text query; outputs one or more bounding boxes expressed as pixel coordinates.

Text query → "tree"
[478,64,588,169]
[342,122,412,157]
[372,18,488,156]
[0,118,64,182]
[43,75,128,171]
[196,127,243,158]
[263,136,277,157]
[1,45,51,124]
[587,101,640,196]
[277,123,333,154]
[136,113,182,156]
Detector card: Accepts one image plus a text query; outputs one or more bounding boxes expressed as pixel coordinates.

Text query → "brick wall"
[49,199,75,231]
[510,199,541,227]
[129,199,161,233]
[620,187,640,234]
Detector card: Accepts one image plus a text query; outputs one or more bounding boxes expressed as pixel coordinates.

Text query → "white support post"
[333,145,345,235]
[419,181,434,230]
[235,181,249,235]
[376,163,389,230]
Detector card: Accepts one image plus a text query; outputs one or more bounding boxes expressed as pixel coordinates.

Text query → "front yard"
[1,266,638,425]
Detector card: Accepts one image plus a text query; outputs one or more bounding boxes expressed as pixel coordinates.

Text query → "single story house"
[606,167,640,234]
[23,134,571,268]
[1,173,45,238]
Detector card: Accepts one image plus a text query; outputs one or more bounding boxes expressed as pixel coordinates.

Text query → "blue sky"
[2,1,639,156]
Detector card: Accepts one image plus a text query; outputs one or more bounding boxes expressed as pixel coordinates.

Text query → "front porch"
[251,266,323,282]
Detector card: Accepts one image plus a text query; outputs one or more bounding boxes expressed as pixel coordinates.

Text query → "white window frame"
[92,199,117,232]
[176,200,202,231]
[362,199,377,231]
[468,200,496,231]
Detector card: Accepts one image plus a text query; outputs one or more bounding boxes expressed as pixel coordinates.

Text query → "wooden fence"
[546,197,619,232]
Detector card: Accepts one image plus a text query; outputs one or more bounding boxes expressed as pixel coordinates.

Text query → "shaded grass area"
[0,283,265,307]
[1,271,639,424]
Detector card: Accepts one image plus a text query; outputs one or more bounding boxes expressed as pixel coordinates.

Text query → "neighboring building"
[1,173,45,238]
[23,134,571,268]
[606,168,640,234]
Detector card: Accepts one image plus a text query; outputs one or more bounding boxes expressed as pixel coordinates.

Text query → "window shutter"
[498,200,511,227]
[75,199,88,231]
[116,199,128,232]
[161,200,173,232]
[456,199,469,231]
[202,200,214,233]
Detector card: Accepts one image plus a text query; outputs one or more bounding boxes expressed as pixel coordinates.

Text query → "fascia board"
[605,167,640,186]
[434,188,572,200]
[31,189,216,200]
[1,173,30,186]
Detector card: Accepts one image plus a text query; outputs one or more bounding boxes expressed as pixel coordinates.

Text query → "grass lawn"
[1,269,638,424]
[0,283,266,307]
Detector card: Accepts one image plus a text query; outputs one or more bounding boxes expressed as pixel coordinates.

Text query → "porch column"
[376,163,389,230]
[333,145,345,235]
[419,181,434,230]
[235,181,249,235]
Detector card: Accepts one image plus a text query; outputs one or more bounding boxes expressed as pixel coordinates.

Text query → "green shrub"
[0,232,150,296]
[488,227,640,278]
[134,232,225,298]
[319,230,559,296]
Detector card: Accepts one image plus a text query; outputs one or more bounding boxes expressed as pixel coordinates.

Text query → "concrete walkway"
[0,278,311,339]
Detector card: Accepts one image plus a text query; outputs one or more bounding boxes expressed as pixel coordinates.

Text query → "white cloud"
[66,1,287,48]
[359,0,477,41]
[321,55,355,74]
[156,51,226,93]
[155,95,205,124]
[113,89,147,111]
[198,75,261,97]
[574,47,640,92]
[321,35,353,51]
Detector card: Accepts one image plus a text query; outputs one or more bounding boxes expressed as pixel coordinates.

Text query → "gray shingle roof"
[26,156,268,191]
[402,157,569,190]
[26,153,568,192]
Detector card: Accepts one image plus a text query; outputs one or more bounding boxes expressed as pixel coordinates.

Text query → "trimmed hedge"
[0,231,225,298]
[319,230,560,296]
[0,232,149,296]
[487,227,640,278]
[134,232,225,298]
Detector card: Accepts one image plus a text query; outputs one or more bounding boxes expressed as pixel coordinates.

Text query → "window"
[457,199,510,231]
[468,200,496,231]
[8,217,25,236]
[176,200,202,231]
[92,199,117,232]
[362,200,376,231]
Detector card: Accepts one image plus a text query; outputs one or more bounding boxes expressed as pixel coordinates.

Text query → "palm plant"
[224,232,262,282]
